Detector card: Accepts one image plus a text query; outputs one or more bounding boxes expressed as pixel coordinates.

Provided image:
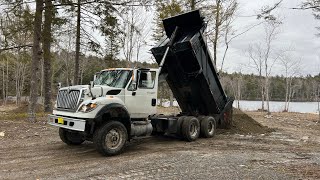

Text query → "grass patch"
[0,112,48,121]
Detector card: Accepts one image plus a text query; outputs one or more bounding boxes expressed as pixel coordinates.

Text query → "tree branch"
[292,6,320,10]
[0,44,33,53]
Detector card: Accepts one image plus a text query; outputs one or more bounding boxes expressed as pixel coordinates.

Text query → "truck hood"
[59,85,122,99]
[59,85,89,91]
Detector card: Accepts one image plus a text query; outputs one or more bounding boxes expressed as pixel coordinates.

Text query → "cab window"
[138,71,156,89]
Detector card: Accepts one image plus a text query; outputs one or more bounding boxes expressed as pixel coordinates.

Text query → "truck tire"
[200,116,216,138]
[59,128,85,145]
[93,121,128,156]
[176,116,187,135]
[181,117,200,142]
[221,108,233,129]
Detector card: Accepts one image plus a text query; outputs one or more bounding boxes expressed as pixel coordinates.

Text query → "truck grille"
[57,89,81,110]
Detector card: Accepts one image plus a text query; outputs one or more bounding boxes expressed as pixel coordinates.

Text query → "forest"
[0,0,319,120]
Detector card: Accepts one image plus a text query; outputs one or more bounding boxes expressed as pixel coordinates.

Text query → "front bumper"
[48,114,86,132]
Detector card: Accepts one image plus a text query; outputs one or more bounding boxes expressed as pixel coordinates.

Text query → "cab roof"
[101,67,158,72]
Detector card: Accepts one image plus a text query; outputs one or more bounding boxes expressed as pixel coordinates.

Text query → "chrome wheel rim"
[190,122,198,137]
[105,128,122,150]
[208,121,214,135]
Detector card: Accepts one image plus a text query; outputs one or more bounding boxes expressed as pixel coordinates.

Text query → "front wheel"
[59,128,85,145]
[93,121,128,156]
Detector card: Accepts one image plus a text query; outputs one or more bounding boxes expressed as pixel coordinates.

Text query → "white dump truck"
[48,10,234,156]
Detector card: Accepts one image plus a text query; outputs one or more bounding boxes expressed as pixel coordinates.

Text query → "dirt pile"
[220,108,273,135]
[157,107,272,135]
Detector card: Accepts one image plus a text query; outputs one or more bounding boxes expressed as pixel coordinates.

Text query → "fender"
[94,103,131,134]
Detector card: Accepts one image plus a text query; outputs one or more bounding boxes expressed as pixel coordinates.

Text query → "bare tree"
[219,0,283,71]
[0,18,9,105]
[246,19,281,113]
[207,0,238,66]
[263,21,281,114]
[229,69,243,109]
[279,54,301,112]
[120,6,148,66]
[15,51,28,106]
[220,21,264,72]
[317,84,320,123]
[247,43,265,111]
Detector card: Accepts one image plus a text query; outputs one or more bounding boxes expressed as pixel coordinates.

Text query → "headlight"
[79,103,98,112]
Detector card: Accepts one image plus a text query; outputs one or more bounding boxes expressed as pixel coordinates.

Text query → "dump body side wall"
[151,10,231,117]
[152,32,227,116]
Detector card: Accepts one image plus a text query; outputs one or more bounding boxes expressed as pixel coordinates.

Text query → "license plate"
[58,117,64,124]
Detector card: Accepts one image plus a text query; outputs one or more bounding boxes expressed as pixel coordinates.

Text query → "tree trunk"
[20,64,26,104]
[74,0,81,85]
[260,75,265,111]
[213,0,221,65]
[265,76,270,114]
[40,58,44,102]
[190,0,196,10]
[169,91,174,107]
[2,61,5,105]
[28,0,43,122]
[284,77,289,111]
[287,77,293,111]
[5,55,8,105]
[43,0,53,112]
[317,87,320,123]
[80,62,84,85]
[237,76,241,109]
[15,59,19,106]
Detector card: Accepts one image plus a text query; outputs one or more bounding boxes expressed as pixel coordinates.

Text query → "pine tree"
[28,0,43,122]
[152,0,183,41]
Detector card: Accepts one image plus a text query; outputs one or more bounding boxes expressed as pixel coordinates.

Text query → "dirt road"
[1,110,320,179]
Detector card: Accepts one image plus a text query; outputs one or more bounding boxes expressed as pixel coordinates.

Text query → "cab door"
[125,69,158,118]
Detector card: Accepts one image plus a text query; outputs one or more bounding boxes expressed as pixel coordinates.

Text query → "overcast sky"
[3,0,316,76]
[135,0,320,76]
[221,0,320,76]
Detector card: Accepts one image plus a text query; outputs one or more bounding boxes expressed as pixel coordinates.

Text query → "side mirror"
[130,82,137,91]
[57,82,61,89]
[93,74,97,81]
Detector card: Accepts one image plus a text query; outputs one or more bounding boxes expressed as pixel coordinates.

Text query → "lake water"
[234,100,320,114]
[160,100,320,114]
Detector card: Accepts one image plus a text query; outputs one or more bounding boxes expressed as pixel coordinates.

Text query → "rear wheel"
[181,117,200,142]
[176,116,187,135]
[200,116,216,138]
[59,128,85,145]
[93,121,128,156]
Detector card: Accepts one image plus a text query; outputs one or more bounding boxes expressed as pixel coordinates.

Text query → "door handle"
[132,92,136,96]
[151,98,156,106]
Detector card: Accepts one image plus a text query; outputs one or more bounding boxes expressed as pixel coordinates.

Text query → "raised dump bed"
[151,10,233,124]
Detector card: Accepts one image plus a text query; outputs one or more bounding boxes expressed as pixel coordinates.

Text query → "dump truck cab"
[49,68,158,155]
[50,68,158,120]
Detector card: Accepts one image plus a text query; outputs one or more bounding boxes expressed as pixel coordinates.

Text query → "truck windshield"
[94,70,132,88]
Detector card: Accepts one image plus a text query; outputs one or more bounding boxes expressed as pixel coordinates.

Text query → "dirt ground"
[1,105,320,179]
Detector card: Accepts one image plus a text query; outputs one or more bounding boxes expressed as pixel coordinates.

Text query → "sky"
[1,0,318,76]
[220,0,320,76]
[135,0,320,76]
